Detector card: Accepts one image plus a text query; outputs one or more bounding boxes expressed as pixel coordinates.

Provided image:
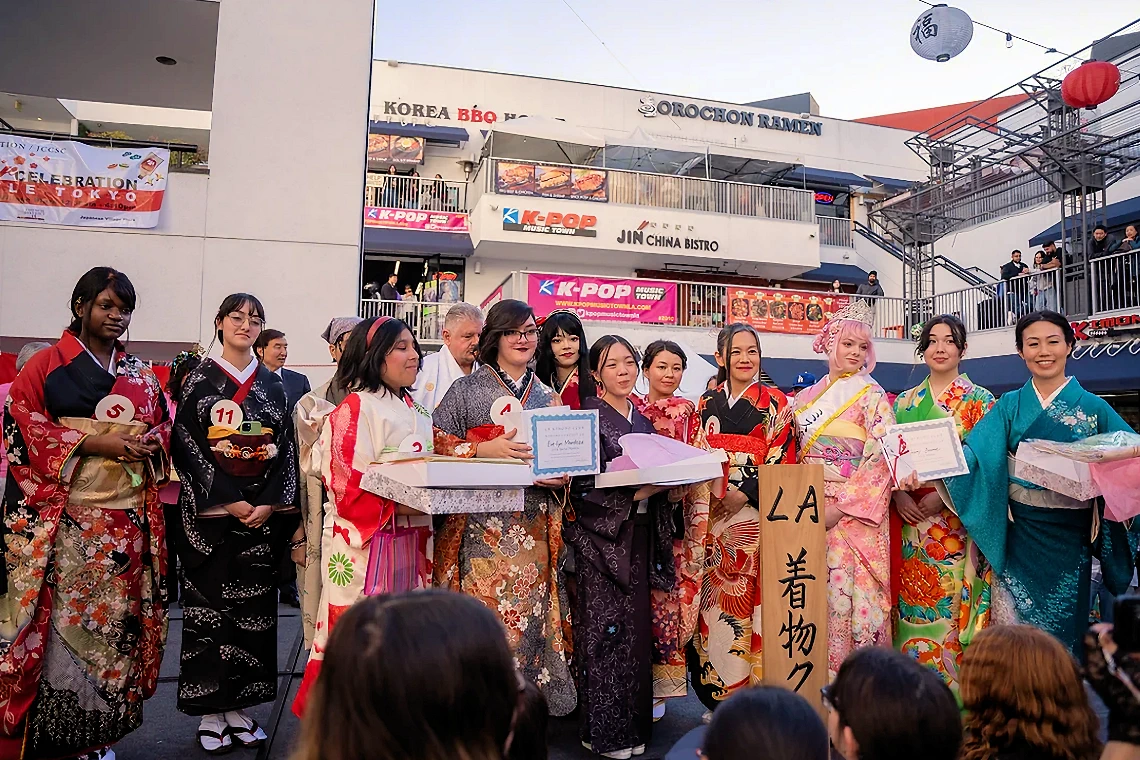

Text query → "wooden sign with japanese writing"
[758,464,828,714]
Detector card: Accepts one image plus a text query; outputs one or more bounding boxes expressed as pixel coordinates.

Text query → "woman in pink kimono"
[792,301,895,675]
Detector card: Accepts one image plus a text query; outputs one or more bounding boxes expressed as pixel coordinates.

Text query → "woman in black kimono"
[567,335,673,759]
[171,293,300,754]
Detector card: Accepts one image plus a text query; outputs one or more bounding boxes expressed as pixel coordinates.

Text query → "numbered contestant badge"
[397,435,428,455]
[704,415,721,437]
[95,394,136,423]
[490,396,523,436]
[210,399,244,431]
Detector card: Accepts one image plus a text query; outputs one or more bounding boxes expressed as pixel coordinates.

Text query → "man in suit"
[254,328,311,411]
[253,329,310,607]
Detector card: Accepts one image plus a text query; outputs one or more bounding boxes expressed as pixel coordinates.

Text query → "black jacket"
[279,367,311,412]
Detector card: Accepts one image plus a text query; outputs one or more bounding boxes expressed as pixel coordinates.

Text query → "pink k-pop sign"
[364,206,470,233]
[527,273,677,324]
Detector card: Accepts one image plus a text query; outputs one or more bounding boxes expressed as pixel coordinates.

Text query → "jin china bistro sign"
[616,220,719,252]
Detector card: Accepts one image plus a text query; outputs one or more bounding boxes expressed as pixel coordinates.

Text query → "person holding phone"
[430,300,576,717]
[0,267,171,760]
[171,293,300,754]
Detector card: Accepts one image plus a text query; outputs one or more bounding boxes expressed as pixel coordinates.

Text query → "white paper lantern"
[910,5,974,62]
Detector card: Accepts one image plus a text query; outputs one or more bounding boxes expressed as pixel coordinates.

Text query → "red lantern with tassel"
[1061,60,1121,110]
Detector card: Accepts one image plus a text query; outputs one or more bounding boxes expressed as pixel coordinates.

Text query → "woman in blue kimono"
[946,311,1138,656]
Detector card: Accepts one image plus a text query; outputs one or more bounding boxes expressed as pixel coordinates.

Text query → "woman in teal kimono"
[946,311,1138,656]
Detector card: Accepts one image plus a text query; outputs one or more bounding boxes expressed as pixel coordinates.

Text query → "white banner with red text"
[0,136,169,228]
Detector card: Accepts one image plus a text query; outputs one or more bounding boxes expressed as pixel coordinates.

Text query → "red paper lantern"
[1061,60,1121,110]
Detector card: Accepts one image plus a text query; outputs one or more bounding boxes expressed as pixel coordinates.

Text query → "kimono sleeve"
[431,377,478,457]
[172,379,245,511]
[256,390,300,508]
[832,389,894,525]
[432,377,468,439]
[945,392,1016,577]
[324,394,394,541]
[1091,394,1140,595]
[3,349,88,484]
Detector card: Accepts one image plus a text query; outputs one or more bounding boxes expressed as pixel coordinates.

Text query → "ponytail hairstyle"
[334,316,422,397]
[715,323,762,394]
[68,266,137,335]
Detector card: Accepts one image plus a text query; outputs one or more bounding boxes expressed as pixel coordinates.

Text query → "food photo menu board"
[727,288,850,335]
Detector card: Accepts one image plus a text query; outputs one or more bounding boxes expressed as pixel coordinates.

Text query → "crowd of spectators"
[294,589,1140,760]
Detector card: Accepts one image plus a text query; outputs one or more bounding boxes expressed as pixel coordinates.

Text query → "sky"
[373,0,1139,120]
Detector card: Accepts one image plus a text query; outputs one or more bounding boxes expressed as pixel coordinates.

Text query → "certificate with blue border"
[525,408,600,478]
[882,416,969,482]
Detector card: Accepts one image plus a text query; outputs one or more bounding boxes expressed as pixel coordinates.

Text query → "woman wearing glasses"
[431,299,577,717]
[171,293,300,754]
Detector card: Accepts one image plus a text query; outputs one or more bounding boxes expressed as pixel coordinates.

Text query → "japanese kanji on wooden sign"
[758,464,828,714]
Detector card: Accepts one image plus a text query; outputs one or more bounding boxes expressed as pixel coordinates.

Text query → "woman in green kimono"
[891,315,995,694]
[946,311,1138,656]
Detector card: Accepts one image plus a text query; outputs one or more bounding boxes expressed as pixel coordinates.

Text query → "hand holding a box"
[475,429,533,461]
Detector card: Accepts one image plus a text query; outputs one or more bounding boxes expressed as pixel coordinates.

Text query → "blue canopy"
[783,166,871,188]
[363,227,474,257]
[368,120,469,145]
[796,262,870,285]
[1029,194,1140,247]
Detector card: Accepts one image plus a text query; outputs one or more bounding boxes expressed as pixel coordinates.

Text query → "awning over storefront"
[1029,194,1140,246]
[795,262,870,285]
[782,166,872,189]
[865,175,918,191]
[369,120,470,145]
[363,227,474,257]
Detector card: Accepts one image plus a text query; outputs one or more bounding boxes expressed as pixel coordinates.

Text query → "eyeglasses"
[821,684,838,712]
[227,312,265,330]
[503,328,539,342]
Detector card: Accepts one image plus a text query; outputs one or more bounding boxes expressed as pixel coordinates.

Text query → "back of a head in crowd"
[959,625,1101,760]
[703,686,828,760]
[829,646,961,760]
[505,677,548,760]
[293,590,518,760]
[15,341,52,373]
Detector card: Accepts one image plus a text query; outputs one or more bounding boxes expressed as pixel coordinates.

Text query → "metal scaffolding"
[869,19,1140,316]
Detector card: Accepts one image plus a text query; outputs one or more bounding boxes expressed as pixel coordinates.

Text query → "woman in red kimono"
[536,309,592,410]
[0,267,171,760]
[689,323,796,712]
[631,340,710,720]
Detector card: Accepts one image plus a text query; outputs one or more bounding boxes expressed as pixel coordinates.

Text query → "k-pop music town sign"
[0,136,169,228]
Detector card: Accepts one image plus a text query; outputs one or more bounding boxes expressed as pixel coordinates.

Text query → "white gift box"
[1010,443,1102,501]
[373,457,537,488]
[594,452,726,488]
[361,460,527,514]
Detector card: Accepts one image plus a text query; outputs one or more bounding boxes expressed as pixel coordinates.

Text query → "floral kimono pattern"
[292,389,434,716]
[431,365,575,716]
[891,374,995,693]
[632,395,711,700]
[946,378,1139,655]
[0,331,171,758]
[689,381,796,709]
[794,374,895,676]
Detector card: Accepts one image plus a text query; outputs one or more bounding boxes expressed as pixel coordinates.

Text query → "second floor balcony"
[477,157,816,224]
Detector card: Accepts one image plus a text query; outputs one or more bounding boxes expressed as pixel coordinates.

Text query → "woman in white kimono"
[291,316,434,716]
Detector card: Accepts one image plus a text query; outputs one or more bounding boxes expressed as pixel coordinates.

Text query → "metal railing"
[819,216,853,248]
[485,158,815,224]
[364,175,469,213]
[1091,249,1140,314]
[358,300,459,341]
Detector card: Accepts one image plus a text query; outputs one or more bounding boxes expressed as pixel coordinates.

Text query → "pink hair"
[814,319,876,373]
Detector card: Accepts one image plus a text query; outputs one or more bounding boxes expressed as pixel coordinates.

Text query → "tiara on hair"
[829,299,875,327]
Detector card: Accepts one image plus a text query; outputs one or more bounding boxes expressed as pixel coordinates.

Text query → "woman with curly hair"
[960,624,1102,760]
